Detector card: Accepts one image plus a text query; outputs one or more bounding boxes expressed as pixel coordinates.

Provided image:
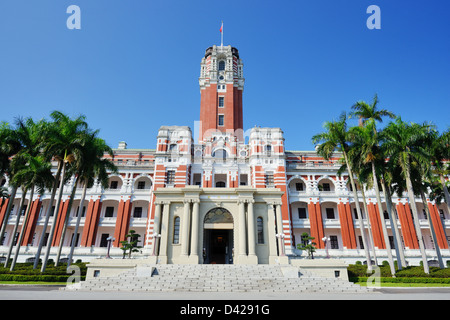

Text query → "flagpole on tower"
[220,21,223,47]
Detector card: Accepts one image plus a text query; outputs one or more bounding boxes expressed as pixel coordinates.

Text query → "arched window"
[212,149,227,160]
[173,217,180,244]
[218,60,226,71]
[257,217,264,244]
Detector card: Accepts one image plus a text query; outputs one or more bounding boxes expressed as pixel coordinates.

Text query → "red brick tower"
[199,45,245,142]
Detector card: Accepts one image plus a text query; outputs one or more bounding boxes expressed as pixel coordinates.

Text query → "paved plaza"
[1,285,450,300]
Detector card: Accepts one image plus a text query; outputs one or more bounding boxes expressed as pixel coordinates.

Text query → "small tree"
[297,232,316,259]
[120,230,142,259]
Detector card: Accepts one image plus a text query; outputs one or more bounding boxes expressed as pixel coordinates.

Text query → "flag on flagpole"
[220,21,223,46]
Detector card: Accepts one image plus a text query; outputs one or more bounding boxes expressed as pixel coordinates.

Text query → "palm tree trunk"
[0,186,17,245]
[10,185,35,270]
[343,151,373,272]
[404,163,430,274]
[67,180,87,270]
[41,160,66,273]
[4,188,27,268]
[33,161,62,269]
[55,175,79,266]
[386,182,407,268]
[371,162,396,276]
[420,190,444,268]
[361,184,378,266]
[381,178,406,270]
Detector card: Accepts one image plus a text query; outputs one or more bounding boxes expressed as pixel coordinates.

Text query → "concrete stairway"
[66,264,372,293]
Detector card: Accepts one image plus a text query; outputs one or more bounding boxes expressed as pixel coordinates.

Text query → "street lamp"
[322,236,330,259]
[106,236,115,259]
[150,233,161,256]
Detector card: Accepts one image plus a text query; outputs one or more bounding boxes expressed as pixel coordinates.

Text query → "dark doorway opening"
[203,229,233,264]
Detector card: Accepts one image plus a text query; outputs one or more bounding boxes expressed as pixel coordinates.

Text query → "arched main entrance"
[203,207,234,264]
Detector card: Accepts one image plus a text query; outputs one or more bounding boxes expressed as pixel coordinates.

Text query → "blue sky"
[0,0,449,151]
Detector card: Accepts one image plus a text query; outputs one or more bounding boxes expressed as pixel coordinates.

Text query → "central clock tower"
[198,45,245,142]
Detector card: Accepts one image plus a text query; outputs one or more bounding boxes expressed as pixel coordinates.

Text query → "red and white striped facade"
[0,45,449,266]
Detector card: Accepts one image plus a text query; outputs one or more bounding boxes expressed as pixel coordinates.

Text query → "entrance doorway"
[203,207,234,264]
[203,229,233,264]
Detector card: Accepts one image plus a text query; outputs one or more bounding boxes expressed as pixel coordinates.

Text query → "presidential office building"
[0,44,449,267]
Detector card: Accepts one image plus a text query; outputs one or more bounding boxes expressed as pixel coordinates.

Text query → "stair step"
[65,264,372,294]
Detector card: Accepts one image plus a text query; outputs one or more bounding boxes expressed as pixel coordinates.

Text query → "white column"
[159,201,170,263]
[190,200,200,259]
[152,202,162,256]
[181,200,191,257]
[247,200,256,257]
[238,200,247,259]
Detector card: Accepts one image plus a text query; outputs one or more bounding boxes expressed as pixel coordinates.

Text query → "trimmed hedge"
[0,274,85,282]
[348,263,450,284]
[0,262,87,283]
[350,276,450,284]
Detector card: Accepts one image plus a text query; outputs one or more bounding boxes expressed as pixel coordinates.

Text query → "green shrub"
[0,262,87,283]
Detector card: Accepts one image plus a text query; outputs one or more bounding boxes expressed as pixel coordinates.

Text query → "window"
[265,145,272,156]
[212,149,227,160]
[76,206,86,217]
[326,208,335,219]
[134,207,143,218]
[321,183,331,191]
[298,207,307,219]
[218,115,224,126]
[265,172,274,187]
[100,234,109,247]
[218,60,225,71]
[330,235,339,249]
[358,236,364,249]
[173,217,180,244]
[137,181,146,189]
[216,181,226,188]
[295,182,304,191]
[257,217,264,244]
[166,170,176,185]
[110,180,118,189]
[239,174,248,186]
[105,207,114,217]
[71,233,80,247]
[218,97,224,107]
[169,144,178,153]
[301,233,309,246]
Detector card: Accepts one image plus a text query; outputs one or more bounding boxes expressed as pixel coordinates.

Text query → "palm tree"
[350,95,399,274]
[56,130,117,267]
[350,94,395,127]
[348,122,396,276]
[0,122,22,245]
[312,112,373,272]
[428,128,450,214]
[382,117,432,273]
[2,117,49,269]
[38,111,88,273]
[9,154,53,270]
